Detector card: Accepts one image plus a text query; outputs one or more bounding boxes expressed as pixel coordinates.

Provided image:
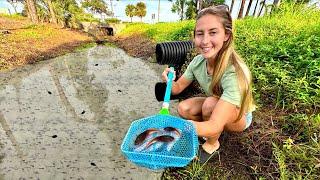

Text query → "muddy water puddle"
[0,45,177,179]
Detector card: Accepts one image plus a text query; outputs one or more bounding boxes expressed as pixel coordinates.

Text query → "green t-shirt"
[183,55,241,107]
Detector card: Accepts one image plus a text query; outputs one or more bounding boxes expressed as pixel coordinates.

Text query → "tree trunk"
[245,0,254,17]
[7,1,18,14]
[271,0,281,13]
[253,0,260,17]
[230,0,235,14]
[273,0,281,6]
[237,0,246,19]
[258,0,266,17]
[46,0,57,24]
[181,1,184,21]
[25,0,38,23]
[197,0,203,13]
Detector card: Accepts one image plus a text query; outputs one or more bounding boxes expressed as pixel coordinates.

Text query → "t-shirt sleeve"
[220,67,241,107]
[182,58,196,81]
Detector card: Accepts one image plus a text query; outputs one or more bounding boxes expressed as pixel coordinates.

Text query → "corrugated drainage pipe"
[155,40,194,66]
[155,40,194,101]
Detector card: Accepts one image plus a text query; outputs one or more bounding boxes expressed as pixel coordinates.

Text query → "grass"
[117,2,320,179]
[117,21,195,42]
[0,14,93,71]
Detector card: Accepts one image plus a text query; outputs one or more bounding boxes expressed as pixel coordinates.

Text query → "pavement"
[0,45,178,179]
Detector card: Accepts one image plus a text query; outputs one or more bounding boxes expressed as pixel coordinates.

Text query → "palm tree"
[46,0,57,24]
[237,0,246,19]
[253,0,260,17]
[169,0,187,21]
[245,0,254,17]
[25,0,39,23]
[125,4,135,22]
[136,2,146,22]
[271,0,281,13]
[258,0,266,17]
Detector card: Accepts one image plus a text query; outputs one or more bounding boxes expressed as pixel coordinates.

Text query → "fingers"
[162,68,177,82]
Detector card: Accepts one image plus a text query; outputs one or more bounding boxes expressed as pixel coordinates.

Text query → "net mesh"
[121,114,199,170]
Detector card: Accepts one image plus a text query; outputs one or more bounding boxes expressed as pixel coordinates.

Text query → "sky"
[0,0,319,23]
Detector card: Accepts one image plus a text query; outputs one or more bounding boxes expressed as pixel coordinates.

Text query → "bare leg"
[200,97,221,153]
[202,99,247,153]
[179,96,247,154]
[177,97,207,121]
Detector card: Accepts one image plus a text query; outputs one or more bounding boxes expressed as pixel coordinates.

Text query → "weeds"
[119,2,320,179]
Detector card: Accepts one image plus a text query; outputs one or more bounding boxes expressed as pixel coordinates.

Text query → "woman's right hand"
[161,67,176,83]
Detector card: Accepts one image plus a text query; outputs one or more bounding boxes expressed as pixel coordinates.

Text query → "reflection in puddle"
[0,45,163,179]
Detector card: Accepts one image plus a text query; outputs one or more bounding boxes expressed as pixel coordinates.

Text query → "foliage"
[185,0,196,20]
[0,13,25,20]
[273,114,320,179]
[75,12,99,22]
[6,0,23,14]
[135,2,146,21]
[82,0,110,15]
[104,17,120,24]
[235,2,320,113]
[169,0,187,20]
[118,20,194,42]
[125,4,136,22]
[119,2,320,179]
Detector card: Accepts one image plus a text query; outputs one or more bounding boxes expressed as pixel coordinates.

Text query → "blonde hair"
[196,5,254,121]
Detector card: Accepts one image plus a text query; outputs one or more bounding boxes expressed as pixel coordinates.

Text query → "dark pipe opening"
[154,40,195,102]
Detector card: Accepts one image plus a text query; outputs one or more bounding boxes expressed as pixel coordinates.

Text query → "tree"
[125,4,135,22]
[185,0,196,20]
[258,0,266,17]
[46,0,57,24]
[169,0,187,21]
[135,2,146,22]
[53,0,85,28]
[245,0,254,17]
[184,0,225,20]
[253,0,260,17]
[271,0,281,14]
[6,0,23,14]
[82,0,110,19]
[237,0,246,19]
[201,0,224,8]
[25,0,39,23]
[230,0,235,14]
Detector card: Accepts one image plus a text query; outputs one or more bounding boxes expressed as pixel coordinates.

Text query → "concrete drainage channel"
[0,45,179,179]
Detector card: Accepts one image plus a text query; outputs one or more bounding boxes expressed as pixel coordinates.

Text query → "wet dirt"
[0,45,177,179]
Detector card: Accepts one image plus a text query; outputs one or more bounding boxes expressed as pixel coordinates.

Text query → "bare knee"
[202,97,218,120]
[177,101,190,118]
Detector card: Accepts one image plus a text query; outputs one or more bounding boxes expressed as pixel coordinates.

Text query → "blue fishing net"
[121,114,199,170]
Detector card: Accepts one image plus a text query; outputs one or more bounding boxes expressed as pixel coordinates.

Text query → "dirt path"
[0,16,93,71]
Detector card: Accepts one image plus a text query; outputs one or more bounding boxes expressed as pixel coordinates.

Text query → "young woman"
[161,5,255,163]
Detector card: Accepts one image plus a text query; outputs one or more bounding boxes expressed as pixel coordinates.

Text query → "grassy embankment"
[118,3,319,179]
[0,14,94,71]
